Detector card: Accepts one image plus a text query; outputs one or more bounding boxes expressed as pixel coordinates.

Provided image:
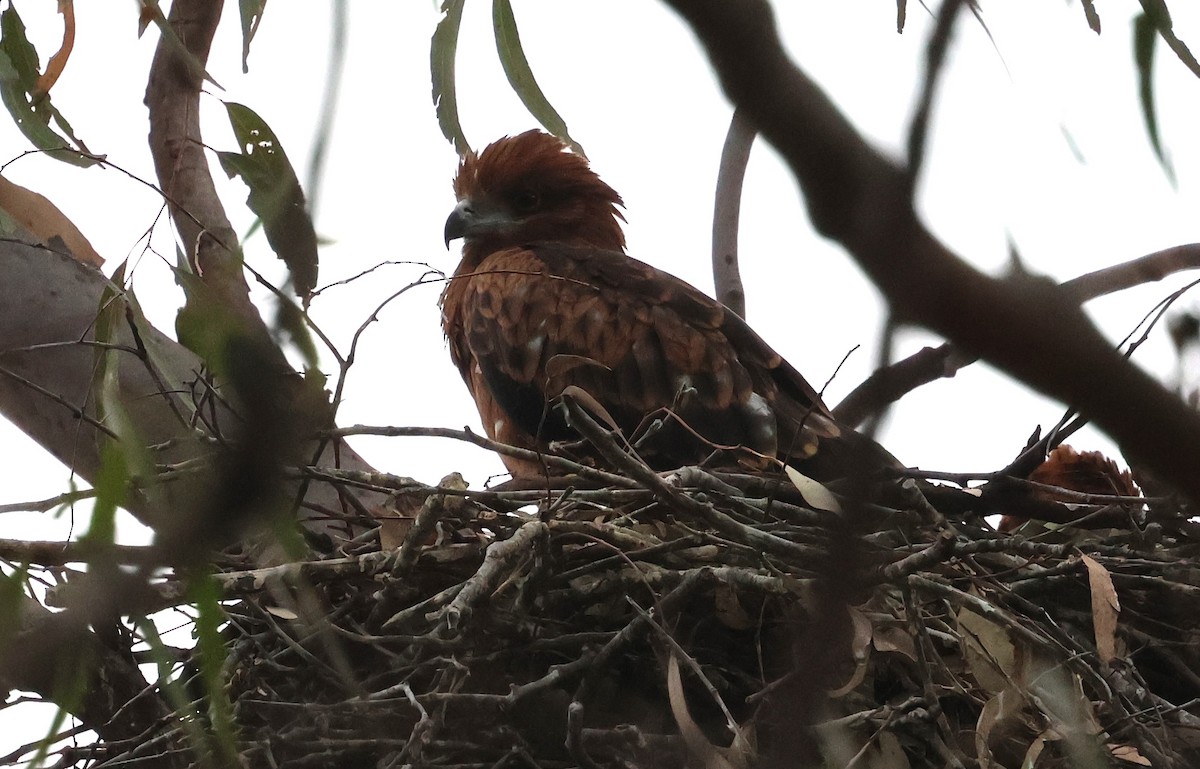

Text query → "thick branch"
[665,0,1200,502]
[144,0,276,348]
[0,593,178,757]
[834,243,1200,426]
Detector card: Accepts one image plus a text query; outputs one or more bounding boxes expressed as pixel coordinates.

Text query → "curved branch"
[665,0,1200,503]
[711,109,755,318]
[834,243,1200,426]
[1062,242,1200,301]
[144,0,274,345]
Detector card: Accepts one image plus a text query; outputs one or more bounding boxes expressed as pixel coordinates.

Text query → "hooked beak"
[443,198,515,248]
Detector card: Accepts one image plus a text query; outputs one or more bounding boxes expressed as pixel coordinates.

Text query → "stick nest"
[208,447,1200,769]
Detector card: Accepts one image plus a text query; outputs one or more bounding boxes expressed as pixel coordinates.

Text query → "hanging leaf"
[88,263,142,547]
[239,0,266,73]
[189,574,240,764]
[1081,0,1101,34]
[431,0,469,154]
[274,292,320,370]
[217,101,319,303]
[492,0,584,156]
[1133,10,1174,181]
[1080,554,1121,663]
[136,0,223,88]
[0,5,97,167]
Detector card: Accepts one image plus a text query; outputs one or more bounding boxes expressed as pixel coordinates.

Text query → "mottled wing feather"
[442,242,856,473]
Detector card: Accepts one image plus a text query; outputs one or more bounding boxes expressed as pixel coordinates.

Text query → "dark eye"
[512,188,541,213]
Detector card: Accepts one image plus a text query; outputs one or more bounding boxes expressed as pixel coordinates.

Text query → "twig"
[711,109,755,318]
[327,424,637,489]
[439,520,545,633]
[0,538,158,567]
[906,0,964,182]
[561,396,823,562]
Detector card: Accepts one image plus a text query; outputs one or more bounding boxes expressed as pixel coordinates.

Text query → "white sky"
[2,0,1200,745]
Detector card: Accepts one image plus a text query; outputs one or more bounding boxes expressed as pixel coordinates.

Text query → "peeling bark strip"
[665,0,1200,504]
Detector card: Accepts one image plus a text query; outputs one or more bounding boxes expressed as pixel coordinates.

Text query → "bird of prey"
[441,130,894,481]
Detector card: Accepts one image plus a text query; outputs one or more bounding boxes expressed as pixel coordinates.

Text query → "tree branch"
[0,593,179,760]
[144,0,265,338]
[711,109,755,318]
[834,242,1200,426]
[665,0,1200,502]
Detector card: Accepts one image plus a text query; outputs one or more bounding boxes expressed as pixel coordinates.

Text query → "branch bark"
[834,242,1200,426]
[711,109,755,318]
[144,0,268,340]
[0,593,176,751]
[665,0,1200,503]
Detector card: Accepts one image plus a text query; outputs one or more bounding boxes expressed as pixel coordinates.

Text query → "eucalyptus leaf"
[189,574,239,763]
[239,0,267,73]
[431,0,469,154]
[492,0,583,156]
[1133,10,1174,181]
[217,101,319,302]
[0,6,97,167]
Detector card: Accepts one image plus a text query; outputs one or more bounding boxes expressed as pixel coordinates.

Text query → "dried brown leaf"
[784,466,841,513]
[1021,731,1049,768]
[1081,554,1120,663]
[828,607,872,697]
[546,353,610,378]
[975,687,1024,765]
[264,605,299,621]
[1108,743,1152,766]
[957,602,1016,694]
[666,653,752,769]
[379,514,415,551]
[873,625,917,661]
[561,384,623,434]
[0,175,103,266]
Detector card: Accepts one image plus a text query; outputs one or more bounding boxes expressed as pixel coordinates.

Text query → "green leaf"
[431,0,469,154]
[217,101,319,302]
[0,6,97,167]
[1133,10,1174,181]
[239,0,266,73]
[1081,0,1100,34]
[86,264,156,543]
[189,574,239,763]
[492,0,584,156]
[274,293,320,370]
[135,615,214,760]
[137,0,223,89]
[173,268,255,377]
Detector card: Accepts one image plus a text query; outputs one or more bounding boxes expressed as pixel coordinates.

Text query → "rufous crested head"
[444,130,626,256]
